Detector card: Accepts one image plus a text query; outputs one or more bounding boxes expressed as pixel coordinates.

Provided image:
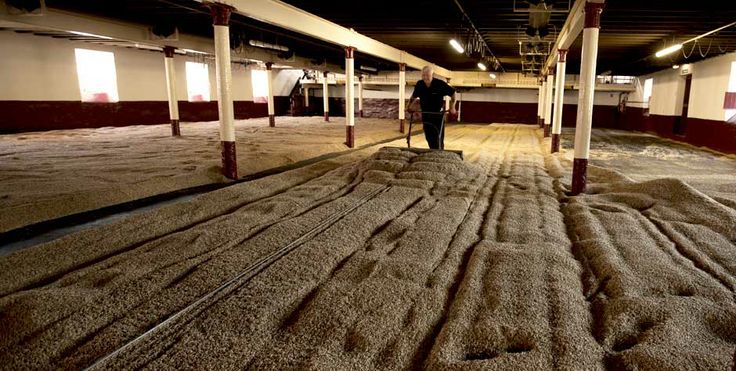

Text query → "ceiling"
[26,0,736,76]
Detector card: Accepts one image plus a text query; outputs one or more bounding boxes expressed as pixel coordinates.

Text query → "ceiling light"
[655,44,682,58]
[248,40,289,52]
[69,31,113,40]
[489,73,497,79]
[359,65,377,72]
[449,39,464,53]
[477,62,487,71]
[672,64,680,69]
[182,48,207,55]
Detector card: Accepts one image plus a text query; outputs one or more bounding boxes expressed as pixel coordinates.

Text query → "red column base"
[324,112,329,122]
[538,116,543,128]
[359,109,363,118]
[269,114,275,127]
[571,158,588,195]
[399,119,405,133]
[171,119,180,136]
[221,141,238,180]
[543,124,551,137]
[551,133,560,153]
[346,125,355,148]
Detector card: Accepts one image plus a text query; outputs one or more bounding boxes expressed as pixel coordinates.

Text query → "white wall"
[636,52,736,121]
[639,68,685,116]
[0,31,80,100]
[688,53,735,121]
[271,69,304,96]
[0,30,259,102]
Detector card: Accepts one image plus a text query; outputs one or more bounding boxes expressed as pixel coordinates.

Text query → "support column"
[539,79,547,128]
[544,68,554,137]
[572,1,604,195]
[345,47,356,148]
[304,86,309,114]
[551,49,568,153]
[323,71,329,121]
[209,3,237,180]
[398,63,406,133]
[358,75,364,117]
[445,77,452,113]
[266,62,275,127]
[537,80,544,128]
[163,46,180,136]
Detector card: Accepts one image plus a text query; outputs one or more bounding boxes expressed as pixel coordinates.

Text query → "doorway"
[674,74,691,136]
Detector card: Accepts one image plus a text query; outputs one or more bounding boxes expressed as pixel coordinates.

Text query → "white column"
[572,1,605,195]
[398,63,406,133]
[358,75,364,117]
[540,80,547,126]
[537,82,544,127]
[552,49,568,153]
[266,62,275,127]
[544,71,554,137]
[211,4,237,180]
[323,71,329,121]
[163,46,180,136]
[304,86,309,113]
[345,47,355,147]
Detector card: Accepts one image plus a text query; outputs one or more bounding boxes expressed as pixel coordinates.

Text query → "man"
[407,66,457,150]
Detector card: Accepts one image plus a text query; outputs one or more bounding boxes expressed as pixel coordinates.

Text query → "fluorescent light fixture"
[133,43,162,51]
[359,65,377,72]
[655,44,682,58]
[248,40,289,52]
[672,64,680,69]
[489,73,497,79]
[449,39,464,53]
[477,62,487,71]
[69,31,113,40]
[182,48,207,55]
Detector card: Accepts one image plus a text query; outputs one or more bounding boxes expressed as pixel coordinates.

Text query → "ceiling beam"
[0,1,346,72]
[206,0,454,78]
[543,0,605,74]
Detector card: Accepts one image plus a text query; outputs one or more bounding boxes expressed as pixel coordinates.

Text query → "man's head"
[421,66,433,86]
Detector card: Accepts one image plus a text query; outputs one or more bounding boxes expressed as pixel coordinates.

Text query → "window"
[725,61,736,121]
[612,75,635,85]
[251,69,268,103]
[185,62,211,102]
[74,49,119,103]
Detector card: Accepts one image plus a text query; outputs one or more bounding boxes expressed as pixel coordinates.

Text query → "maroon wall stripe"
[3,98,733,156]
[619,107,736,154]
[0,98,290,133]
[724,92,736,109]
